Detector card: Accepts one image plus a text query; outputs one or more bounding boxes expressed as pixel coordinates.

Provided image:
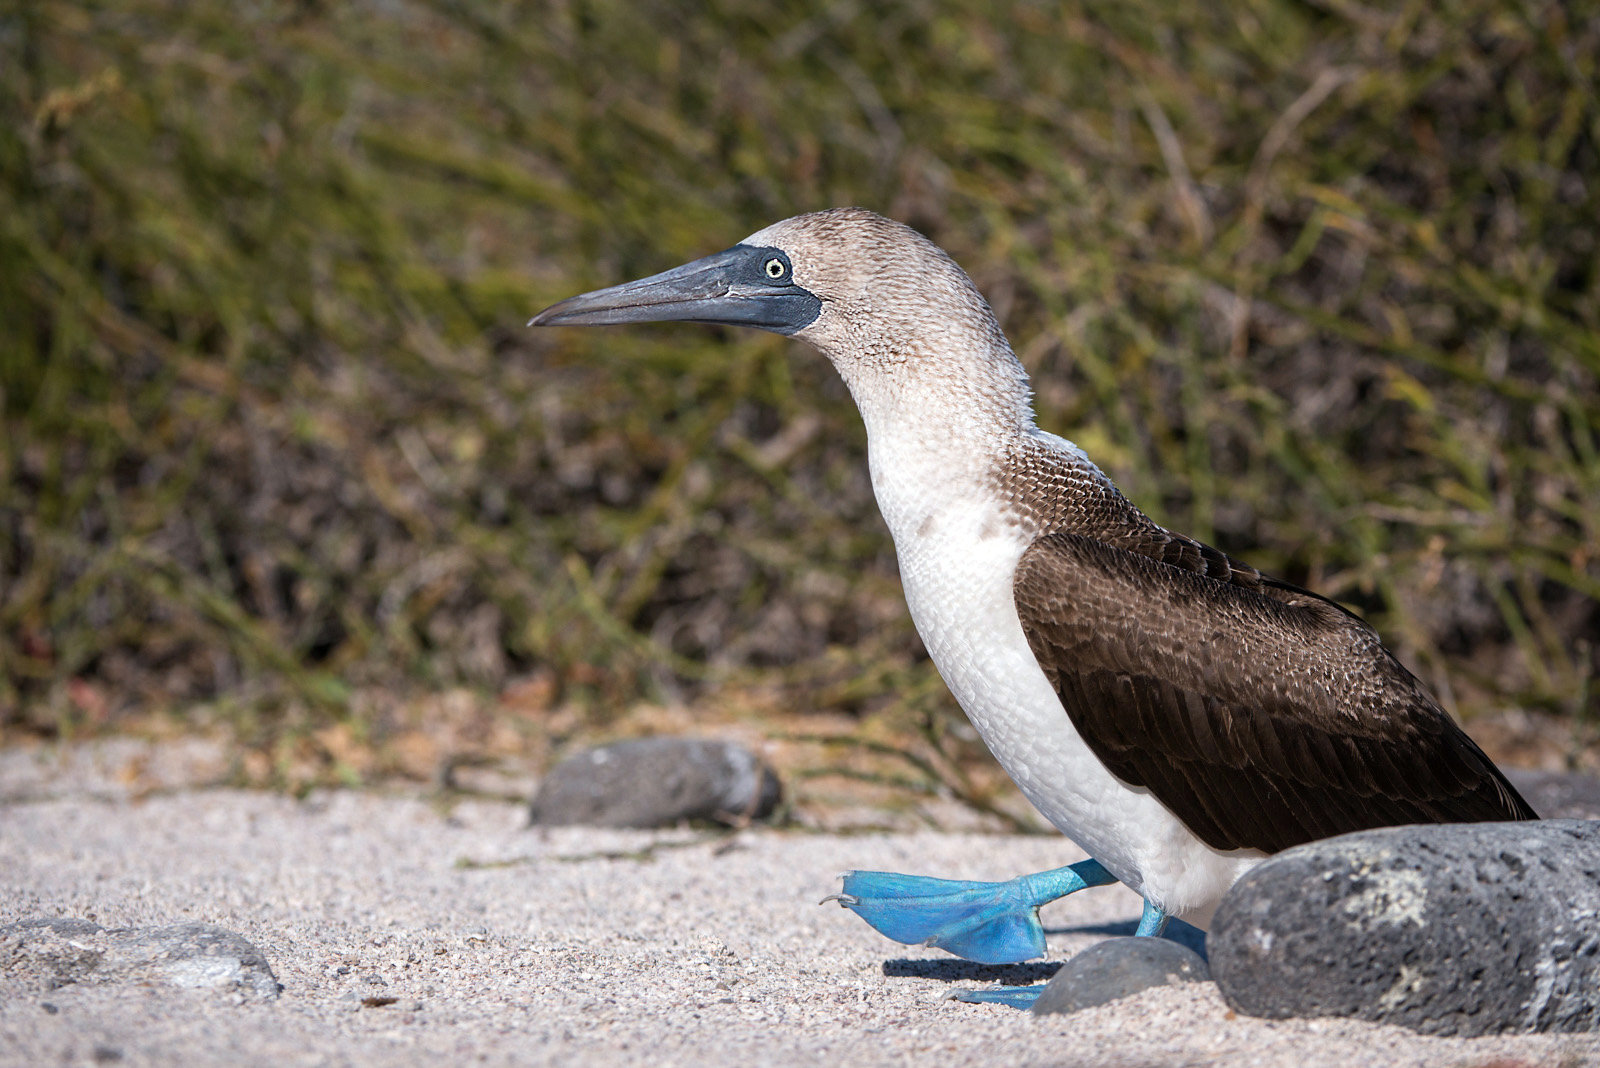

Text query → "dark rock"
[1030,936,1210,1015]
[1211,820,1600,1036]
[0,918,279,1000]
[529,738,781,828]
[1505,769,1600,820]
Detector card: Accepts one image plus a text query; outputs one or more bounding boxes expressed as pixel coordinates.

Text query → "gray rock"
[1,918,279,1000]
[1030,937,1210,1015]
[1210,820,1600,1036]
[529,738,781,828]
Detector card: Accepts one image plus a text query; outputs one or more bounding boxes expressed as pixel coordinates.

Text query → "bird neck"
[830,331,1035,444]
[826,341,1041,548]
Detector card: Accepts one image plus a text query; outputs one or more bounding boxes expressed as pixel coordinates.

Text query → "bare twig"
[1136,87,1212,248]
[1242,67,1359,233]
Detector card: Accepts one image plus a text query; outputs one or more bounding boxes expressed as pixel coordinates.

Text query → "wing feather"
[1013,532,1536,854]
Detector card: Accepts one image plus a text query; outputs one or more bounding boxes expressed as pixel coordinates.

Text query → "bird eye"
[764,257,787,280]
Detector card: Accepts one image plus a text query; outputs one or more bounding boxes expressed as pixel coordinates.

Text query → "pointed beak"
[528,245,821,336]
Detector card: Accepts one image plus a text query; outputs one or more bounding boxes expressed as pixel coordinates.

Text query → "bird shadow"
[881,958,1062,984]
[1044,917,1209,959]
[880,918,1210,986]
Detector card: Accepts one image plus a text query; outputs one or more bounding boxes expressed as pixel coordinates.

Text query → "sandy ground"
[2,741,1598,1068]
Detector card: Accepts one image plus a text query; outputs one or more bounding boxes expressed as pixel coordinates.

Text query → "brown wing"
[1013,532,1536,855]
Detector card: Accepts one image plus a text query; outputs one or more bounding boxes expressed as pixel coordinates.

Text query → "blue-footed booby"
[530,208,1537,1007]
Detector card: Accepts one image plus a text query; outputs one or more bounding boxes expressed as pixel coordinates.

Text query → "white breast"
[866,429,1264,928]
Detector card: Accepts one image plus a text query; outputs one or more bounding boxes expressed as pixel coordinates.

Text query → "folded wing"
[1013,532,1536,854]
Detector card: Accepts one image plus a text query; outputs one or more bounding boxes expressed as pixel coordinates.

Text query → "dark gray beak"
[528,245,821,336]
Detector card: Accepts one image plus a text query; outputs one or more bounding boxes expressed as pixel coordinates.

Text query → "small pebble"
[1030,937,1210,1015]
[529,738,781,828]
[0,918,280,1000]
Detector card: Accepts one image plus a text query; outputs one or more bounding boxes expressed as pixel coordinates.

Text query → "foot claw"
[818,893,859,907]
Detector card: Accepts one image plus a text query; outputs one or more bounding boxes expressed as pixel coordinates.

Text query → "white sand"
[1,744,1596,1067]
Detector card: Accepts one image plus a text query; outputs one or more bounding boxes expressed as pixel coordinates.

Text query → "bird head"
[529,208,1010,374]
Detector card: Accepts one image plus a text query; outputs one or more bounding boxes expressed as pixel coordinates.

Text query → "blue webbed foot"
[821,859,1116,965]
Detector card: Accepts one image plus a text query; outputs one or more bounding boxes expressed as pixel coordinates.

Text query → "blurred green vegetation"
[2,1,1597,775]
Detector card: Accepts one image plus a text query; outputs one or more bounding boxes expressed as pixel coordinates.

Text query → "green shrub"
[2,1,1595,758]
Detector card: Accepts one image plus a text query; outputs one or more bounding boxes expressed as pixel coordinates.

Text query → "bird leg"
[822,859,1117,965]
[1133,897,1171,938]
